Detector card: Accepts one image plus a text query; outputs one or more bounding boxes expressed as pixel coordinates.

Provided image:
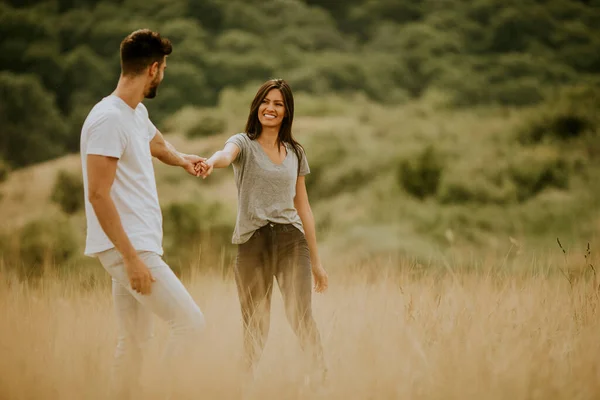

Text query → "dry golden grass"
[2,258,600,400]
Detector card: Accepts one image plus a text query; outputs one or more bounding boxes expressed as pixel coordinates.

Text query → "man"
[80,29,205,398]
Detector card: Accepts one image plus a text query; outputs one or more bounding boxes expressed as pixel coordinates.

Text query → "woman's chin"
[260,121,282,129]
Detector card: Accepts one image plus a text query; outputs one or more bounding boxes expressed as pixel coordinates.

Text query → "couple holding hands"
[80,29,328,398]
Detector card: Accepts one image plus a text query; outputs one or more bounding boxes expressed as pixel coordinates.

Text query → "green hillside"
[1,86,599,278]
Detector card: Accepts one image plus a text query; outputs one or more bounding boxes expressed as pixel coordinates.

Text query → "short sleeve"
[139,103,157,141]
[147,118,157,141]
[85,113,128,159]
[225,133,247,165]
[299,147,310,176]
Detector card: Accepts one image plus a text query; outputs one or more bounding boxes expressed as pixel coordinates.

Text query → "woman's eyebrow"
[264,97,284,104]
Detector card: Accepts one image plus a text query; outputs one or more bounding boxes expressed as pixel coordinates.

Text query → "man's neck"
[112,75,145,110]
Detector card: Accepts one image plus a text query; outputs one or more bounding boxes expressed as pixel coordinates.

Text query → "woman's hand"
[311,262,329,293]
[181,154,206,177]
[194,160,213,178]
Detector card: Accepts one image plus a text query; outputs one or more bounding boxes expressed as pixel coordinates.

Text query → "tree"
[0,72,68,168]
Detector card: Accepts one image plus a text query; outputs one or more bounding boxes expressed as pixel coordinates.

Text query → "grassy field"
[2,255,600,400]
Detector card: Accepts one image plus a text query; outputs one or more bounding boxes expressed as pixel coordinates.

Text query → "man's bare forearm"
[90,193,137,260]
[154,140,186,167]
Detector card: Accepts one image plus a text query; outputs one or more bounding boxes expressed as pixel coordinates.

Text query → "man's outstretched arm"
[150,129,204,175]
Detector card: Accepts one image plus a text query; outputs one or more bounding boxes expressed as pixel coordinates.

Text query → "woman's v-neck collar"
[254,139,289,167]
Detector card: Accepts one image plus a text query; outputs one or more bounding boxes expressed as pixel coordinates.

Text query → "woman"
[196,79,328,381]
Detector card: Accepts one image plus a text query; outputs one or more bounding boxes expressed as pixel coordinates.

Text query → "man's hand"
[195,159,213,179]
[181,154,206,177]
[124,255,156,295]
[311,262,329,293]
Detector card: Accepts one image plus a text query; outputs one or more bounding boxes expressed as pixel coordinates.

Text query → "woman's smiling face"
[257,88,285,129]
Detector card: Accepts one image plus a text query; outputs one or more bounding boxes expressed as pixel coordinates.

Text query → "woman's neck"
[257,126,280,147]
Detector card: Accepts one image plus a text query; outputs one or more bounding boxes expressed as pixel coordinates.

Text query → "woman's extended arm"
[196,142,240,178]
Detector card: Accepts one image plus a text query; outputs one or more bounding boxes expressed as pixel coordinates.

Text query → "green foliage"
[519,109,594,144]
[343,0,424,39]
[437,171,517,205]
[509,147,570,202]
[162,202,204,243]
[187,114,226,139]
[163,107,226,138]
[437,147,571,205]
[3,82,600,277]
[294,91,370,117]
[51,169,84,215]
[398,145,443,200]
[302,133,349,200]
[370,22,461,98]
[2,0,600,167]
[0,2,63,92]
[187,0,223,32]
[441,54,576,107]
[161,200,235,275]
[17,215,78,278]
[0,72,68,168]
[288,52,366,93]
[2,0,600,271]
[517,87,599,144]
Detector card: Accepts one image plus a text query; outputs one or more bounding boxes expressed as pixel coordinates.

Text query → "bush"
[315,164,372,200]
[163,106,227,138]
[517,85,599,144]
[509,147,570,202]
[302,133,348,200]
[162,202,203,243]
[398,145,443,200]
[437,172,517,205]
[17,216,78,278]
[286,52,367,94]
[187,113,227,139]
[518,105,596,144]
[293,91,368,118]
[161,200,235,276]
[489,78,546,106]
[0,72,69,168]
[437,146,570,205]
[51,169,84,215]
[440,53,577,107]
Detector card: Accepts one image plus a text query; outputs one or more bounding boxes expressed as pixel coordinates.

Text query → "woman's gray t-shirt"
[225,133,310,244]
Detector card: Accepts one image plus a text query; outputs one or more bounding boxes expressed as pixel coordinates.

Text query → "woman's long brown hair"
[244,79,304,175]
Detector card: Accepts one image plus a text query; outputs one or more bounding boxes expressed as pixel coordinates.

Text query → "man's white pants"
[97,249,205,399]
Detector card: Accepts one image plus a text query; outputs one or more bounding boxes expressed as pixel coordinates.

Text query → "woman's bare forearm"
[207,150,234,168]
[298,207,321,268]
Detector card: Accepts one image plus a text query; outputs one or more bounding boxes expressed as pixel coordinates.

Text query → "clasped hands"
[181,154,213,179]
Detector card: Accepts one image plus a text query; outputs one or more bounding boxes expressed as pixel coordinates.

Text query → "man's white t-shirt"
[80,94,163,257]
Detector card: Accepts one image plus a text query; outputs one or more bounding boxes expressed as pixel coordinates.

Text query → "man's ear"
[149,61,159,78]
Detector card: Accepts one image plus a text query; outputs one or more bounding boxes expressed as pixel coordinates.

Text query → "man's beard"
[145,78,160,99]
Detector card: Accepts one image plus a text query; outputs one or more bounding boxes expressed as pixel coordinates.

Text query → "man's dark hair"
[120,29,172,76]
